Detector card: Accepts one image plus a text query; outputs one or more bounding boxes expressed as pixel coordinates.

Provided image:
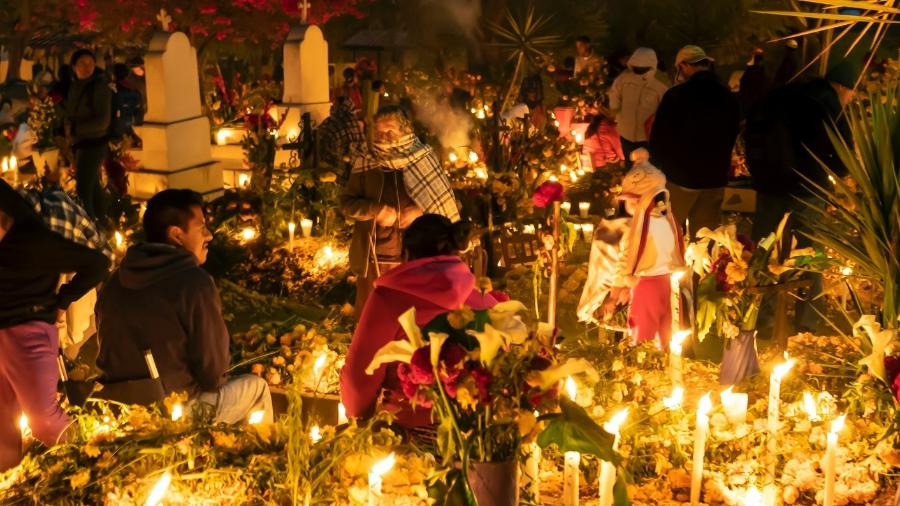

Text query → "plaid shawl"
[319,98,366,170]
[18,186,112,258]
[352,134,460,221]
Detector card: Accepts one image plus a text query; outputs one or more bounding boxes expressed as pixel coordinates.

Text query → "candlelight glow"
[9,156,16,170]
[548,174,559,182]
[561,202,572,213]
[670,330,690,355]
[310,425,322,443]
[288,222,296,234]
[565,376,577,402]
[1,158,7,172]
[238,173,251,188]
[287,128,300,141]
[663,386,684,410]
[697,392,713,418]
[313,352,328,376]
[803,392,819,421]
[171,404,183,422]
[744,486,764,506]
[603,408,629,435]
[338,402,348,424]
[241,227,257,242]
[448,152,459,163]
[468,151,479,163]
[671,270,686,283]
[371,453,396,477]
[18,414,29,437]
[772,356,796,381]
[115,231,124,250]
[841,266,853,277]
[216,129,229,146]
[248,410,265,425]
[144,471,172,506]
[830,414,846,435]
[474,167,488,180]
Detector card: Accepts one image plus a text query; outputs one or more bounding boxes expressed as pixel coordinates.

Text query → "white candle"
[670,270,686,338]
[563,377,580,506]
[368,453,396,506]
[767,356,795,484]
[300,218,313,238]
[690,393,713,504]
[823,415,845,506]
[237,172,250,188]
[524,442,541,500]
[310,424,322,443]
[288,222,296,250]
[720,386,748,425]
[663,386,684,410]
[598,409,629,506]
[338,402,348,424]
[669,330,689,386]
[561,202,572,214]
[581,223,594,242]
[578,202,591,218]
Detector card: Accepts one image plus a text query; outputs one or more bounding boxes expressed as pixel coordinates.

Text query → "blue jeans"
[74,140,108,221]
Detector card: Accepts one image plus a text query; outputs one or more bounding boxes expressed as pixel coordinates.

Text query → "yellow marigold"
[456,385,478,411]
[725,261,748,284]
[211,431,238,449]
[69,468,91,490]
[447,306,475,330]
[82,445,101,458]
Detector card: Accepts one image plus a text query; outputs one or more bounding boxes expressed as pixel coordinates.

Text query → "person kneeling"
[96,189,272,424]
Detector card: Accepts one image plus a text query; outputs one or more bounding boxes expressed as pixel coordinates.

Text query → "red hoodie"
[340,255,497,427]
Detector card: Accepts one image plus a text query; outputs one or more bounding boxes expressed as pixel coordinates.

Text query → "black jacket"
[649,70,741,189]
[96,243,230,396]
[65,71,112,146]
[745,79,849,196]
[0,181,110,329]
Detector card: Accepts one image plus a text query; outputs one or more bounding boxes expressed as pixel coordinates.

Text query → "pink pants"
[628,275,672,350]
[0,321,70,471]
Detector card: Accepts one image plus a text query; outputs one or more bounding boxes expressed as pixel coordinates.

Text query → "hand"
[611,286,631,306]
[375,205,398,227]
[398,207,424,228]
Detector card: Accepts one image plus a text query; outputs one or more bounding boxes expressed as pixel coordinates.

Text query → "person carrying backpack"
[65,49,111,222]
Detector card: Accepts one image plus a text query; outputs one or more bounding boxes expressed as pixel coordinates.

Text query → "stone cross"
[157,9,172,31]
[299,0,311,24]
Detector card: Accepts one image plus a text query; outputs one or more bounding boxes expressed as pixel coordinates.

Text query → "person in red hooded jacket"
[340,214,497,428]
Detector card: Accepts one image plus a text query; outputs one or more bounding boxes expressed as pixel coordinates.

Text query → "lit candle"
[803,391,819,422]
[598,409,629,506]
[300,218,313,238]
[823,415,845,506]
[238,173,250,188]
[670,270,686,336]
[720,386,748,425]
[170,404,183,422]
[578,202,591,218]
[523,224,537,235]
[690,393,713,504]
[468,150,479,163]
[581,223,594,242]
[563,377,580,506]
[669,330,689,385]
[523,412,541,501]
[561,202,572,214]
[338,403,348,424]
[145,471,172,506]
[310,425,322,443]
[663,386,684,410]
[448,151,459,163]
[18,414,29,439]
[368,453,396,506]
[248,410,265,425]
[288,222,296,250]
[767,356,795,484]
[241,227,256,243]
[1,157,7,173]
[114,231,125,252]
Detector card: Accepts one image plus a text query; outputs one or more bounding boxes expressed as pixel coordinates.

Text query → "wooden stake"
[548,201,561,330]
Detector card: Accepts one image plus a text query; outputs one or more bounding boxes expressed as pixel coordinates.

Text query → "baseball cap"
[675,45,714,66]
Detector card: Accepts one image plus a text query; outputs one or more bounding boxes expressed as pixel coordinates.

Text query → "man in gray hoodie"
[96,189,272,424]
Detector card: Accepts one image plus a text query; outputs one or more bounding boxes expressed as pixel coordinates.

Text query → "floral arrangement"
[688,218,827,341]
[27,94,60,150]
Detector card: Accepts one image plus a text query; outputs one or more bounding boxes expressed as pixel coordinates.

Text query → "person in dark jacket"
[112,63,143,147]
[0,179,110,471]
[65,49,111,221]
[96,189,272,424]
[649,45,740,234]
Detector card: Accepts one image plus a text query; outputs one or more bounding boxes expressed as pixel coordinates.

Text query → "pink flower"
[489,290,511,302]
[887,356,900,403]
[200,5,217,14]
[532,181,565,208]
[469,365,492,403]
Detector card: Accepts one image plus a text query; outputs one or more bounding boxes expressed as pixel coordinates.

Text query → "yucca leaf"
[752,9,899,22]
[798,0,900,15]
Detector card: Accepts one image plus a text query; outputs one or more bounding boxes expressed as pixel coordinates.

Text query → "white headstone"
[281,24,330,129]
[131,31,221,200]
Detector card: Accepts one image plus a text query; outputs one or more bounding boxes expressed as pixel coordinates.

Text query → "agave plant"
[755,0,899,79]
[800,83,900,326]
[486,5,563,109]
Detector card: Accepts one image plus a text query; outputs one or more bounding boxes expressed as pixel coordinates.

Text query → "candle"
[561,202,572,213]
[240,227,256,243]
[145,471,172,506]
[670,270,686,336]
[578,202,591,218]
[803,391,819,421]
[310,425,322,443]
[248,410,265,425]
[598,409,629,506]
[18,414,29,439]
[338,403,348,424]
[448,151,459,163]
[581,223,594,242]
[663,386,684,410]
[170,404,183,422]
[300,218,313,238]
[690,393,713,504]
[720,386,748,425]
[238,172,250,188]
[468,150,479,163]
[524,441,541,500]
[767,356,796,483]
[288,222,296,250]
[823,415,845,506]
[669,330,689,385]
[368,453,396,506]
[563,377,580,506]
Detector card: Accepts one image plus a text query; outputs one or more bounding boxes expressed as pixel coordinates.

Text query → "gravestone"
[280,23,331,135]
[131,31,222,199]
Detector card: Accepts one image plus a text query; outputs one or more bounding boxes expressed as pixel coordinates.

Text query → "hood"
[117,242,200,290]
[374,255,476,310]
[628,47,658,70]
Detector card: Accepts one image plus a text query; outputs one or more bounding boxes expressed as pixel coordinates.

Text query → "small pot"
[467,460,519,506]
[720,330,761,385]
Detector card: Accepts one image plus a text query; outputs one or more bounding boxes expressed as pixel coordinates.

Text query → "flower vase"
[719,330,761,385]
[467,460,519,506]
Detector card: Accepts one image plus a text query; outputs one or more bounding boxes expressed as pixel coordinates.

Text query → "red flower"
[200,5,217,14]
[489,290,511,303]
[532,181,565,208]
[887,356,900,403]
[468,365,492,403]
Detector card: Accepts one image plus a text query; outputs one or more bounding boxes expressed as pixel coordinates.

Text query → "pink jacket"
[582,121,624,168]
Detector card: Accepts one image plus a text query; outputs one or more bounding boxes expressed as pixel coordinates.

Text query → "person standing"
[0,179,110,471]
[65,49,112,221]
[608,47,668,165]
[574,35,602,76]
[341,106,460,318]
[649,45,740,234]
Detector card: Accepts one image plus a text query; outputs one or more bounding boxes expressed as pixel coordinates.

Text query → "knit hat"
[826,60,861,89]
[617,149,667,200]
[675,45,714,66]
[628,47,658,69]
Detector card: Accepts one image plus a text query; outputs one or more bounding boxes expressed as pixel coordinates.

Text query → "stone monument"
[280,3,331,135]
[131,30,222,199]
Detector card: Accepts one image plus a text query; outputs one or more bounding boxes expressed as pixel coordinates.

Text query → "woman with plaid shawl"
[341,106,460,317]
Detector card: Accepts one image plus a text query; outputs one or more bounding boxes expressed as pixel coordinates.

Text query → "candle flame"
[803,392,819,421]
[663,386,684,410]
[18,414,29,435]
[313,352,328,375]
[603,408,629,434]
[171,404,183,422]
[288,222,296,233]
[565,376,577,402]
[9,156,16,170]
[310,425,322,442]
[371,453,396,477]
[548,175,558,182]
[671,270,686,283]
[238,173,250,188]
[468,151,479,163]
[698,392,713,417]
[830,414,846,435]
[474,167,488,180]
[338,402,347,422]
[144,471,172,506]
[448,152,459,163]
[1,157,8,172]
[115,231,124,250]
[248,410,265,425]
[215,129,229,146]
[841,266,853,277]
[241,227,256,242]
[772,357,796,381]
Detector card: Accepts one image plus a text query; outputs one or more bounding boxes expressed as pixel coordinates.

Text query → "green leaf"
[614,474,632,506]
[537,397,620,464]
